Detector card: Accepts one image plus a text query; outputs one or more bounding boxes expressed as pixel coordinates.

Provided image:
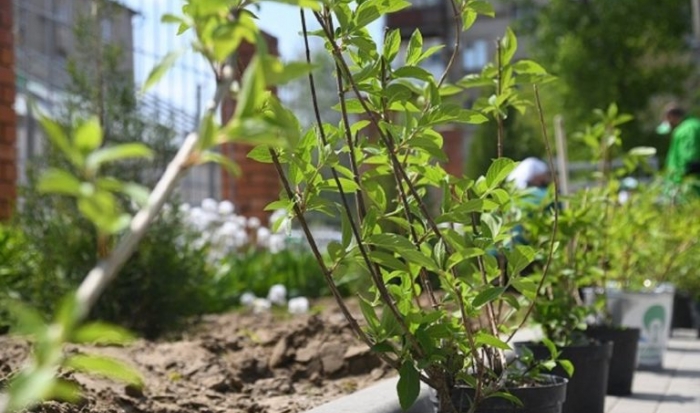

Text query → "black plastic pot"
[672,291,695,330]
[515,340,613,413]
[431,375,568,413]
[585,325,640,395]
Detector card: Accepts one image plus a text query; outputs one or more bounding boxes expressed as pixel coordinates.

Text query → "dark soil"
[0,300,393,413]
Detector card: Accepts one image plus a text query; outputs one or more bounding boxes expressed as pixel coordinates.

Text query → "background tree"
[521,0,696,163]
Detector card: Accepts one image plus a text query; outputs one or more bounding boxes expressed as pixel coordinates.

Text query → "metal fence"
[12,0,220,204]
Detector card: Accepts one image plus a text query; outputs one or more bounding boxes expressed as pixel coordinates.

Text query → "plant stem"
[76,53,236,319]
[269,149,441,386]
[507,85,559,343]
[437,0,462,88]
[312,9,481,373]
[495,39,504,159]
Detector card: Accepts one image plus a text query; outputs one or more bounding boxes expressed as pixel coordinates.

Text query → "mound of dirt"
[0,301,394,413]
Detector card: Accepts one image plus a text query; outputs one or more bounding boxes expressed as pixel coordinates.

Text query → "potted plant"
[511,105,676,408]
[603,180,698,365]
[240,2,570,412]
[513,182,613,413]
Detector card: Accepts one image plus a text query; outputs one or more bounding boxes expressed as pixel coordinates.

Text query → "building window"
[462,40,489,72]
[101,18,113,42]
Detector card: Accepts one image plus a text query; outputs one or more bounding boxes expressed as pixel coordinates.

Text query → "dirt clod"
[0,299,394,413]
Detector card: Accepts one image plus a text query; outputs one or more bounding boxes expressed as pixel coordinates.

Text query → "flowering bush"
[176,199,352,310]
[180,199,290,261]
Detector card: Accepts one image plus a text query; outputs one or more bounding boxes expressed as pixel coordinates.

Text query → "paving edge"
[303,377,433,413]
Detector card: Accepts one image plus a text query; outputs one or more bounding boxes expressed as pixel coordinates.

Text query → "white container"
[607,285,675,369]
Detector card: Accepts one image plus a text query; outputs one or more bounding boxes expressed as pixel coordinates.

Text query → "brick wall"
[220,34,280,224]
[440,126,466,176]
[0,1,15,220]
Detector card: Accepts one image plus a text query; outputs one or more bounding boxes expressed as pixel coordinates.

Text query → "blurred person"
[656,103,700,199]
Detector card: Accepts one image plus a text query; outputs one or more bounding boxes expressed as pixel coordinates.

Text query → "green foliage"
[7,188,212,339]
[523,0,695,158]
[606,183,700,293]
[236,1,558,409]
[523,105,664,338]
[208,248,356,311]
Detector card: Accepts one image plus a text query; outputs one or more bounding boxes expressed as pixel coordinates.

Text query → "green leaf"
[368,233,416,252]
[457,73,493,89]
[500,28,517,65]
[7,368,56,412]
[72,322,136,345]
[37,169,82,196]
[262,57,316,86]
[234,56,265,119]
[74,117,103,153]
[38,114,82,167]
[558,359,575,377]
[510,277,538,299]
[488,392,523,407]
[475,332,511,350]
[394,66,433,82]
[369,251,408,272]
[472,287,506,307]
[197,113,216,150]
[49,378,81,404]
[383,29,401,63]
[142,49,183,93]
[461,9,478,30]
[264,199,292,211]
[469,0,495,17]
[332,99,366,114]
[200,151,241,176]
[486,158,517,189]
[77,192,128,234]
[122,183,150,206]
[397,361,420,411]
[512,59,547,75]
[541,337,558,358]
[505,245,536,275]
[406,30,423,66]
[402,250,437,271]
[359,298,380,330]
[378,0,411,14]
[248,145,272,163]
[86,143,153,172]
[64,354,143,387]
[355,1,381,28]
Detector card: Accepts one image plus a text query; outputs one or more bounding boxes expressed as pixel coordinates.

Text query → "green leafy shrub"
[0,224,40,330]
[210,247,356,310]
[5,193,213,339]
[93,211,213,338]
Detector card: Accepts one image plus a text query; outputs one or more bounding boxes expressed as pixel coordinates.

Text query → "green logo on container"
[643,305,666,346]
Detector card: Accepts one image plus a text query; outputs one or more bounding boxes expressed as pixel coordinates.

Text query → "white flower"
[252,298,272,314]
[268,234,286,253]
[179,203,191,214]
[267,284,287,306]
[201,198,218,213]
[288,297,309,314]
[247,216,261,229]
[218,200,235,215]
[240,291,257,307]
[257,227,271,245]
[220,221,241,237]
